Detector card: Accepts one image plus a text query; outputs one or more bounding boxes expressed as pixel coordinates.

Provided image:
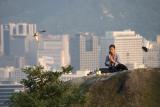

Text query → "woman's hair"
[109,44,115,49]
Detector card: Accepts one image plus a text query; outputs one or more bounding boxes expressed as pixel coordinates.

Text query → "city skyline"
[0,22,160,71]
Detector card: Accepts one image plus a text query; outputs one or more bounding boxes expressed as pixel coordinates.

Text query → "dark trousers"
[99,64,128,73]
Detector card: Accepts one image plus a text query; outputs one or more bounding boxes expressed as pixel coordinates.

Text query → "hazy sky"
[0,0,160,40]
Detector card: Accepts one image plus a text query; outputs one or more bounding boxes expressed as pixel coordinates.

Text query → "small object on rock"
[96,70,101,75]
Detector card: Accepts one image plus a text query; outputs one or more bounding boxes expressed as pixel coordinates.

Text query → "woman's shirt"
[105,53,121,67]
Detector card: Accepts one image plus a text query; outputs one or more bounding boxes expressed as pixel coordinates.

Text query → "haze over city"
[0,0,160,107]
[0,0,160,40]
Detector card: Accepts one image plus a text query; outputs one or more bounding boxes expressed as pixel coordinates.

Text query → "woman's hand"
[109,54,116,64]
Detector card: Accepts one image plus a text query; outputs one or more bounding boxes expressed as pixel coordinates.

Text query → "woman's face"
[110,47,115,55]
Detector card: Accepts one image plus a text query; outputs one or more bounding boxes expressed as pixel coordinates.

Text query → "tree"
[10,65,85,107]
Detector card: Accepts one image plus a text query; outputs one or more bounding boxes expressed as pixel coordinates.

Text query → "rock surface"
[70,68,160,107]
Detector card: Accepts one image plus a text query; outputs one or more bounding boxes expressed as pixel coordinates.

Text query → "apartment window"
[13,27,17,35]
[85,37,93,51]
[19,25,24,34]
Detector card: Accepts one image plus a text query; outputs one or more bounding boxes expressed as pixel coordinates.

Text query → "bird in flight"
[33,30,46,41]
[33,32,39,41]
[142,40,153,52]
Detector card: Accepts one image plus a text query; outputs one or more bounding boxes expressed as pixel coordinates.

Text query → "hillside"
[0,0,160,39]
[70,68,160,107]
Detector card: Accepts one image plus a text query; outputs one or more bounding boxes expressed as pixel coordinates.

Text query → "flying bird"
[33,32,39,41]
[142,40,153,52]
[33,30,46,41]
[142,46,148,52]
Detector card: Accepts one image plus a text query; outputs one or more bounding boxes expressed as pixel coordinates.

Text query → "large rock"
[70,68,160,107]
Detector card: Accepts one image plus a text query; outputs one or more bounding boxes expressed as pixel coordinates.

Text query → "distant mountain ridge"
[0,0,160,40]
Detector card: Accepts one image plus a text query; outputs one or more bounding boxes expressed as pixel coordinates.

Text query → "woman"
[104,44,128,72]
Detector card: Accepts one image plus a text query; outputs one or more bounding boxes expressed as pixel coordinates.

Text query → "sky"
[0,0,160,40]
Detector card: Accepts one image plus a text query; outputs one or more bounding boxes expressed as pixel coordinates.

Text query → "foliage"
[10,65,84,107]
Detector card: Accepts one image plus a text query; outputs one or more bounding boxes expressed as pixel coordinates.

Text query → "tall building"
[0,23,36,56]
[38,35,70,70]
[100,30,146,69]
[10,23,36,55]
[62,35,70,66]
[0,22,37,67]
[70,32,99,71]
[144,41,160,68]
[0,24,10,56]
[69,35,80,71]
[10,23,28,57]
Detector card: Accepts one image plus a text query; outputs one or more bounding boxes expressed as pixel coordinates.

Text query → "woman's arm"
[105,55,110,66]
